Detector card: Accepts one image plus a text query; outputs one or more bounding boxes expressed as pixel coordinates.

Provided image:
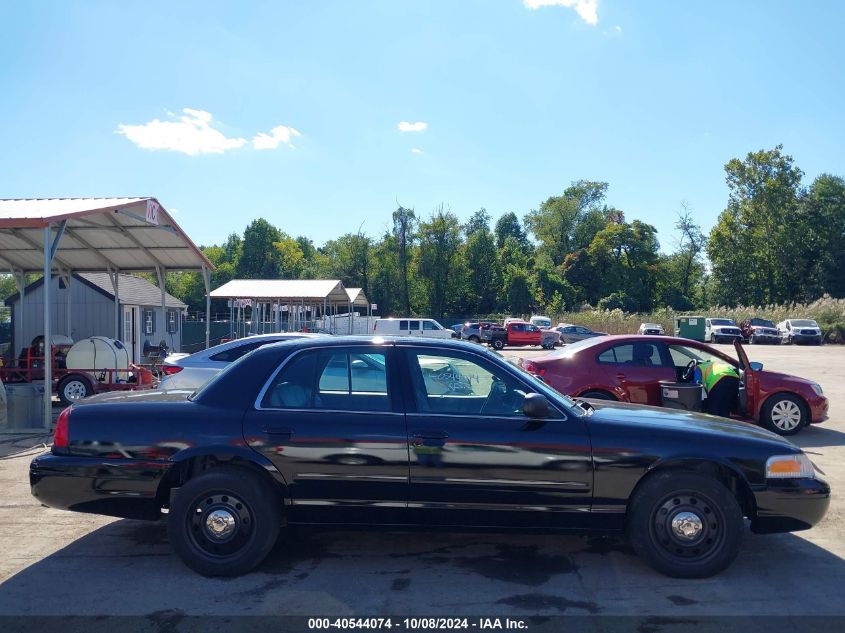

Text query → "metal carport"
[210,279,365,335]
[0,197,214,428]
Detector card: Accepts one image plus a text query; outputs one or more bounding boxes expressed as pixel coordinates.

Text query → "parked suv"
[460,321,496,343]
[740,318,780,345]
[705,318,743,344]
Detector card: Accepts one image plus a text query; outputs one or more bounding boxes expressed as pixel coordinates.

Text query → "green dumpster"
[674,315,706,342]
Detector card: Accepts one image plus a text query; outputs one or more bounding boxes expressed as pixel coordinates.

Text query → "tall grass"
[543,295,845,343]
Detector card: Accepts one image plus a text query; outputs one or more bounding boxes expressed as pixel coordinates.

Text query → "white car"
[777,319,824,345]
[637,322,665,335]
[372,318,455,339]
[159,333,325,391]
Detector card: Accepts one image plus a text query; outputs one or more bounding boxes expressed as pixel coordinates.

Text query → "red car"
[519,336,828,436]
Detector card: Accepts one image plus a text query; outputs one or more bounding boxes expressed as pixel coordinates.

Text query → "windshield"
[750,318,775,328]
[792,320,818,327]
[710,319,734,326]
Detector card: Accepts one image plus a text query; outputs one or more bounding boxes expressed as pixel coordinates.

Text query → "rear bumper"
[30,453,167,521]
[751,477,830,534]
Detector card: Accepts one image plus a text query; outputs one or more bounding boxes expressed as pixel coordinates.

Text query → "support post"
[63,270,72,340]
[202,266,211,349]
[13,271,25,354]
[109,268,120,341]
[156,266,166,349]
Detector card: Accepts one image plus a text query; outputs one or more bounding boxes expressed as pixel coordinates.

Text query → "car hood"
[584,399,793,446]
[77,389,195,406]
[756,369,817,391]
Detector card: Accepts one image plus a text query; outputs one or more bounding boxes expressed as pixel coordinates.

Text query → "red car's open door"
[733,339,759,417]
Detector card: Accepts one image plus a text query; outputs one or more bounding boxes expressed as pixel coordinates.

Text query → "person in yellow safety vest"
[694,359,740,418]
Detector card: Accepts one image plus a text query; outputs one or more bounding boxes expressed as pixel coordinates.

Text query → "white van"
[529,315,552,329]
[373,318,455,339]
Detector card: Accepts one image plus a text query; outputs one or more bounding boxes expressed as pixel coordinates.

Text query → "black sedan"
[30,337,829,579]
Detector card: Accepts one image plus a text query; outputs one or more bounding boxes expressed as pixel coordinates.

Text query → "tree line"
[0,144,823,321]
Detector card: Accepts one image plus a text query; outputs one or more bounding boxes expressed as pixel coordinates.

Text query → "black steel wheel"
[168,466,281,576]
[627,471,743,578]
[492,339,505,350]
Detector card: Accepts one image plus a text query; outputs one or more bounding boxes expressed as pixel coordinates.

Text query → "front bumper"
[714,333,743,343]
[30,453,166,521]
[809,394,829,424]
[751,477,830,533]
[792,334,823,345]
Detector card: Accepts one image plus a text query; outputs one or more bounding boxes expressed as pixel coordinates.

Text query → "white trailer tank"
[65,337,130,383]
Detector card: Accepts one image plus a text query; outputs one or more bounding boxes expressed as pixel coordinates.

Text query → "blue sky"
[1,0,844,253]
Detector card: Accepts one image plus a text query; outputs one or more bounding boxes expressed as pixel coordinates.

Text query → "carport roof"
[0,197,214,273]
[345,287,369,307]
[210,279,350,303]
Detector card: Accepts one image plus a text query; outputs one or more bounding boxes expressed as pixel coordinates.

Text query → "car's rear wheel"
[627,471,743,578]
[580,390,616,401]
[761,394,807,436]
[168,466,281,577]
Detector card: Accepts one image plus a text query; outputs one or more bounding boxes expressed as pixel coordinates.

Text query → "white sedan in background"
[159,333,325,391]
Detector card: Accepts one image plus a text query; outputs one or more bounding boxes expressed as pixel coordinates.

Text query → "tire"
[168,466,281,577]
[580,390,616,401]
[468,335,480,344]
[57,375,92,406]
[492,339,505,350]
[761,393,807,436]
[627,471,743,578]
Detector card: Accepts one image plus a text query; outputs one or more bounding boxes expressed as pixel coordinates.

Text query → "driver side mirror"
[749,361,763,371]
[523,393,552,419]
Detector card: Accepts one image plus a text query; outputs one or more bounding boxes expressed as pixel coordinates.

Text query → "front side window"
[423,320,439,330]
[406,351,532,417]
[668,344,733,368]
[263,348,390,411]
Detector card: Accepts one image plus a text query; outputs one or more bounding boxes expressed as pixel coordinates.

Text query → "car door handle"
[616,373,626,379]
[262,426,293,438]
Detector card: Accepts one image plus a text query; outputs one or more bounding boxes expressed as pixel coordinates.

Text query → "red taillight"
[53,407,71,448]
[162,365,183,375]
[523,361,546,377]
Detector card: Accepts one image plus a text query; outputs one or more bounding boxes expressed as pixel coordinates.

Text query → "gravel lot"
[0,343,843,620]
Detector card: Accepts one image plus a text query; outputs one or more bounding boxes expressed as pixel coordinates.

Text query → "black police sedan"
[30,337,829,579]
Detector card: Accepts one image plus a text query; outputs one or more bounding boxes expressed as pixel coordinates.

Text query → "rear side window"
[262,349,390,411]
[409,320,420,330]
[399,320,408,330]
[210,341,268,363]
[598,343,664,366]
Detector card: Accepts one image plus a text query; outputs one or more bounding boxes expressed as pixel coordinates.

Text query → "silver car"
[159,333,325,391]
[554,323,608,344]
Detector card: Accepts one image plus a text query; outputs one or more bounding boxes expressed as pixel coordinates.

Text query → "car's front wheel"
[168,466,281,577]
[468,335,480,343]
[627,471,743,578]
[492,339,505,350]
[761,393,807,436]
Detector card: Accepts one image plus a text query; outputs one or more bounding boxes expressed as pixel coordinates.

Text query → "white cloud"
[523,0,599,25]
[116,108,247,156]
[398,121,428,132]
[252,125,302,150]
[411,148,423,154]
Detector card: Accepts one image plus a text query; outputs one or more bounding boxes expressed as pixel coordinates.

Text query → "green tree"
[800,174,845,298]
[237,218,283,278]
[708,145,804,305]
[416,208,462,318]
[494,212,531,251]
[464,208,491,237]
[392,206,417,314]
[464,227,500,314]
[524,181,610,266]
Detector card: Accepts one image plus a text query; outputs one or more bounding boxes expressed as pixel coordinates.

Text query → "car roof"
[254,335,483,353]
